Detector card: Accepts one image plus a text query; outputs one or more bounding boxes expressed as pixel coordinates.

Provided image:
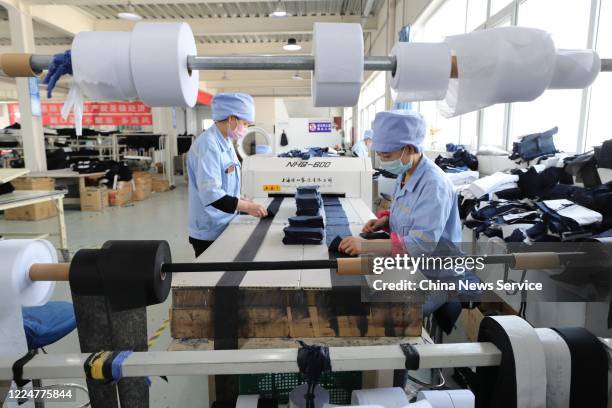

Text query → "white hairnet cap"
[211,92,255,123]
[372,110,425,153]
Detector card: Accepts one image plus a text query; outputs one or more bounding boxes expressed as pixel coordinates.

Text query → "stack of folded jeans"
[283,186,325,245]
[322,196,352,247]
[295,186,322,216]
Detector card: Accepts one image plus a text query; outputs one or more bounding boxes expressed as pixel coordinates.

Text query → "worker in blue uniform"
[187,93,268,257]
[339,110,474,316]
[339,110,461,257]
[351,129,373,157]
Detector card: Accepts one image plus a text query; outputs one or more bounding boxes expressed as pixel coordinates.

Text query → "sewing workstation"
[1,1,612,407]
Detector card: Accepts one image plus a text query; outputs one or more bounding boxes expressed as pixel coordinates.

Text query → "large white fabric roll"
[549,49,600,89]
[439,27,556,118]
[311,22,364,107]
[389,42,451,102]
[535,328,571,408]
[416,390,474,408]
[72,31,138,101]
[0,239,56,354]
[351,387,409,408]
[130,22,199,107]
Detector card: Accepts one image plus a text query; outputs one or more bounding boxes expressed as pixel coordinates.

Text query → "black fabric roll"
[552,327,608,408]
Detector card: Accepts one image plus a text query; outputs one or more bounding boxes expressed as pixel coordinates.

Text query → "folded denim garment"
[288,215,324,228]
[283,226,324,238]
[296,193,322,209]
[297,185,320,195]
[283,236,323,245]
[296,208,320,216]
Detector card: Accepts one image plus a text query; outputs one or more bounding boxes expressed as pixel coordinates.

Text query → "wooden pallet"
[171,288,422,339]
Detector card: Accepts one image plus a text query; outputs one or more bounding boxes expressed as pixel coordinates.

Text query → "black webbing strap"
[12,349,37,388]
[213,197,284,400]
[399,343,420,370]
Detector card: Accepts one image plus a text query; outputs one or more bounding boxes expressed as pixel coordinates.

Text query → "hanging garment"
[280,131,288,146]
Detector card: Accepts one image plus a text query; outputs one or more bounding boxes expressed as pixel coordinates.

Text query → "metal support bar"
[0,342,503,381]
[22,53,612,74]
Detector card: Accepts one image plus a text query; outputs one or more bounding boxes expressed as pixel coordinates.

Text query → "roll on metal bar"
[22,53,612,74]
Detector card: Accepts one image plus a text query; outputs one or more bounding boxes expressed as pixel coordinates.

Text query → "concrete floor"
[1,182,209,407]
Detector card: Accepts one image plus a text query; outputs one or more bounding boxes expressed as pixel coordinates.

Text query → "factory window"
[415,0,468,149]
[585,0,612,151]
[358,72,386,135]
[489,0,514,17]
[509,0,592,153]
[466,0,488,32]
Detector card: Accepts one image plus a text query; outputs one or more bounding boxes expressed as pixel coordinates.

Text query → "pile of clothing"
[435,147,479,173]
[283,186,324,245]
[464,180,612,243]
[71,159,133,188]
[509,126,558,163]
[278,147,334,160]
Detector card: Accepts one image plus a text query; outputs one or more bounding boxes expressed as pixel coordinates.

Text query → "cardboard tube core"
[450,55,458,79]
[513,252,560,270]
[29,263,70,281]
[1,53,39,77]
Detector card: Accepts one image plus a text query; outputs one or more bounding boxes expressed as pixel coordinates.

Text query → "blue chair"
[22,301,76,351]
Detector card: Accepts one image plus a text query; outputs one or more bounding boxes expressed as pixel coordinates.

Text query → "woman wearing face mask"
[339,110,461,257]
[187,92,268,257]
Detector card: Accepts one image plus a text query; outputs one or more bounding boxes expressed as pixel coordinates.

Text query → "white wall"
[275,118,342,153]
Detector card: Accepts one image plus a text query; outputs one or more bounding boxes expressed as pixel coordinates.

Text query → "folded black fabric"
[595,139,612,169]
[288,215,324,228]
[360,231,390,240]
[328,235,344,253]
[283,236,323,245]
[296,208,320,216]
[283,226,324,240]
[516,167,573,199]
[0,182,15,195]
[297,185,320,195]
[296,193,322,210]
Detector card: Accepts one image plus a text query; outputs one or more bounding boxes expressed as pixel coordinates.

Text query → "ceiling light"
[291,71,303,80]
[283,38,301,51]
[118,1,142,21]
[270,1,289,17]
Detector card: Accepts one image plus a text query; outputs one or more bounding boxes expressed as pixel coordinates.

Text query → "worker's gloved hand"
[338,236,363,256]
[246,202,268,218]
[362,216,388,233]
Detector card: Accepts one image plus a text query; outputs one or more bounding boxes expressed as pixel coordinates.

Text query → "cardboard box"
[132,172,152,201]
[80,187,108,212]
[133,184,151,201]
[10,177,55,190]
[5,177,57,221]
[152,177,170,193]
[4,202,58,221]
[108,182,133,206]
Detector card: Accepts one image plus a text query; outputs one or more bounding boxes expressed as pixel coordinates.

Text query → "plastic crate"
[239,371,362,404]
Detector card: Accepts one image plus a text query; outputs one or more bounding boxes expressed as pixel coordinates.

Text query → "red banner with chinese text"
[7,101,153,127]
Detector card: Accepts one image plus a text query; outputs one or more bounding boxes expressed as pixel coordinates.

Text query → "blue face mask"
[380,149,412,176]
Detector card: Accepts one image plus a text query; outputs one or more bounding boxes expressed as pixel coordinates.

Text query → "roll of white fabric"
[311,22,364,107]
[236,395,260,408]
[351,387,409,408]
[389,42,451,102]
[535,328,571,408]
[476,315,547,408]
[549,49,600,89]
[71,31,138,101]
[130,22,199,107]
[0,239,56,353]
[439,27,556,118]
[416,390,474,408]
